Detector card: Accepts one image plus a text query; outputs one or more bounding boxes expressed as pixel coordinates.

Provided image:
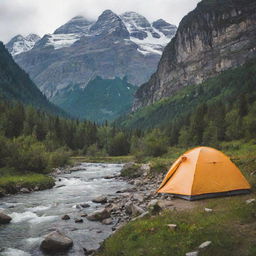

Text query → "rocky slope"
[9,10,177,99]
[133,0,256,110]
[0,42,63,115]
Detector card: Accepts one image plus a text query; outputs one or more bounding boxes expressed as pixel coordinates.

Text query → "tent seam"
[190,147,202,195]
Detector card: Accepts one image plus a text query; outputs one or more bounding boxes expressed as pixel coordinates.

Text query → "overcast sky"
[0,0,200,43]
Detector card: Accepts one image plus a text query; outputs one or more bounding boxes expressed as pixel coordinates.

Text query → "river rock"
[20,188,30,193]
[80,203,90,208]
[133,193,144,203]
[92,196,107,204]
[62,215,70,220]
[131,211,149,221]
[204,208,213,212]
[134,180,142,186]
[87,208,110,221]
[34,186,40,191]
[75,218,83,223]
[131,204,145,216]
[102,218,113,225]
[199,241,212,249]
[125,202,145,216]
[148,199,162,214]
[0,212,12,224]
[167,224,177,230]
[40,230,73,252]
[246,198,255,204]
[186,252,198,256]
[83,248,96,255]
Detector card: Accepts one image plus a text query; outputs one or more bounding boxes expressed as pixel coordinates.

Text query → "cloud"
[0,0,200,43]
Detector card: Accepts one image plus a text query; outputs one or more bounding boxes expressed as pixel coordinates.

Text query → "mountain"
[119,57,256,130]
[52,76,137,122]
[9,10,177,99]
[133,0,256,110]
[54,15,93,34]
[0,42,64,115]
[6,34,41,56]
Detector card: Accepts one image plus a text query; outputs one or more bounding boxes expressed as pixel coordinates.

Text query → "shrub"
[48,148,70,168]
[120,163,141,178]
[138,129,168,157]
[108,132,130,156]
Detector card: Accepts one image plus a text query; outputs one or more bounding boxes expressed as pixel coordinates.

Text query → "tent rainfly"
[157,147,251,200]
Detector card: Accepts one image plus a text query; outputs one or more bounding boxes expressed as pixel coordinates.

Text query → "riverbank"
[0,169,55,197]
[95,144,256,256]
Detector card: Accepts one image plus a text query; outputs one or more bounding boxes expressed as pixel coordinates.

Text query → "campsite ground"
[95,140,256,256]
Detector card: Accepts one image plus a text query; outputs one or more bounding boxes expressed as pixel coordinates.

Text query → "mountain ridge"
[7,10,177,98]
[133,0,256,110]
[0,42,64,115]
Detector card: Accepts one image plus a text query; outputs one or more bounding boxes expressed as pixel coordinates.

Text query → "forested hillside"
[0,42,64,115]
[120,60,256,148]
[52,77,136,122]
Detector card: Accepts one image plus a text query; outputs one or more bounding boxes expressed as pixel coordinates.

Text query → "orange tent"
[157,147,251,200]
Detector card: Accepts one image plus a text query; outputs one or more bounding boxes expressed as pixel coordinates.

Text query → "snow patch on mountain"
[44,33,81,49]
[120,11,176,55]
[6,34,41,55]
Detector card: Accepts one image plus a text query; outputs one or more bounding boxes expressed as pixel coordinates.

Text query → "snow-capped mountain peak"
[120,12,177,55]
[6,34,41,55]
[7,10,177,56]
[90,10,129,38]
[54,15,93,34]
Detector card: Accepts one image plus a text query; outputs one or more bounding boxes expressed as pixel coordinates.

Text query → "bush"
[108,132,130,156]
[10,136,48,173]
[48,148,70,168]
[143,129,168,157]
[149,159,169,175]
[120,163,142,178]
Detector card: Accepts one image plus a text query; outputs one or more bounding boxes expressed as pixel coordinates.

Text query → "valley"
[0,0,256,255]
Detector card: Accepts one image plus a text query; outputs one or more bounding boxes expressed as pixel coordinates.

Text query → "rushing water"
[0,163,130,256]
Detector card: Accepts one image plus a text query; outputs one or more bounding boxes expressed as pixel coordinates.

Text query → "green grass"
[98,197,256,256]
[0,168,55,196]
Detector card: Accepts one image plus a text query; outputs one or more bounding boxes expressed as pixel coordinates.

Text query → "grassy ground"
[97,141,256,256]
[0,168,55,196]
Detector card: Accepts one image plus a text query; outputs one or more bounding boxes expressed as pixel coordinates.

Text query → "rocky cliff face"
[8,10,177,98]
[133,0,256,110]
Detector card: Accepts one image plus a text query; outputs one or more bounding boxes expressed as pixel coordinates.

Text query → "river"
[0,163,130,256]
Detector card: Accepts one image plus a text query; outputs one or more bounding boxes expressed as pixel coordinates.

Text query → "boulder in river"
[92,196,107,204]
[75,218,83,223]
[0,212,12,224]
[40,230,73,252]
[87,208,110,221]
[62,215,70,220]
[80,203,90,208]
